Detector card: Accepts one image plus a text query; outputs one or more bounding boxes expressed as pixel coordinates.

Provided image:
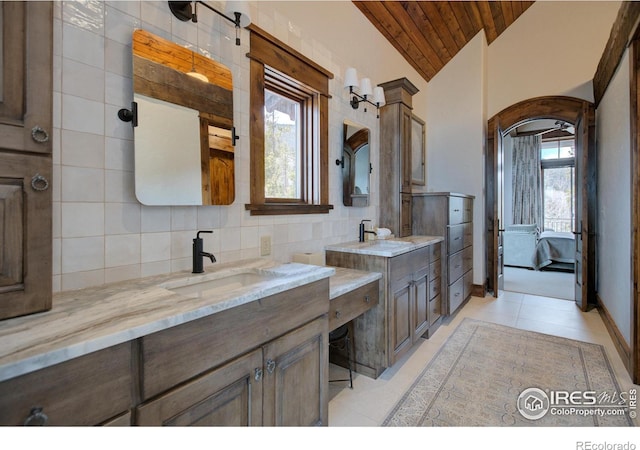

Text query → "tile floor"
[328,290,638,426]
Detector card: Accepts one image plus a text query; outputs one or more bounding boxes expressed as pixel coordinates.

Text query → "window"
[541,139,575,232]
[245,26,333,215]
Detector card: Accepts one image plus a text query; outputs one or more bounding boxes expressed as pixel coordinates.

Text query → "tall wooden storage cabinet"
[412,193,474,316]
[378,78,419,237]
[0,2,53,320]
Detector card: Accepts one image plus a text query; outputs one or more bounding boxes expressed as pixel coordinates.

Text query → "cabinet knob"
[335,310,341,319]
[31,126,49,143]
[364,295,370,303]
[24,407,48,426]
[266,359,276,374]
[254,368,263,381]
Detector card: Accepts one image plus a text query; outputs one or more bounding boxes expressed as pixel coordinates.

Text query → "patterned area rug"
[383,319,634,426]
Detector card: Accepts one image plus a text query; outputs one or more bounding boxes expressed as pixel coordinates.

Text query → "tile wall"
[52,1,383,292]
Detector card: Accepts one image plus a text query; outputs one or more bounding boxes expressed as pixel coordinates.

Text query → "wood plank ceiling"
[353,1,535,82]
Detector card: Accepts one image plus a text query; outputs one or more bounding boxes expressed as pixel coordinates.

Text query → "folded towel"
[376,227,392,237]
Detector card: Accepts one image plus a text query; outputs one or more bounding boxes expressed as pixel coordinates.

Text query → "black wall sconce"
[168,1,251,46]
[344,67,386,118]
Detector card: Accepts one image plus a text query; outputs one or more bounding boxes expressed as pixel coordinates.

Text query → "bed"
[532,231,575,271]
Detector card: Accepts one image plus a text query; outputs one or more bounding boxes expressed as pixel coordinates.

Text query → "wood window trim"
[245,25,333,216]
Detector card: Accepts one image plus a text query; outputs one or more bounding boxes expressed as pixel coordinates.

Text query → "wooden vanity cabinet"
[137,280,329,426]
[389,246,433,364]
[326,242,441,378]
[0,343,134,426]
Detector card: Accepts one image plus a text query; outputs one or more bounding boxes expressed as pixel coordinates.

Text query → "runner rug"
[383,319,634,426]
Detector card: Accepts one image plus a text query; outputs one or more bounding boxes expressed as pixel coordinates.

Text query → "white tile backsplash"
[61,130,105,169]
[105,234,141,267]
[141,206,172,233]
[105,202,141,235]
[62,22,105,69]
[61,94,105,135]
[61,166,105,202]
[141,232,171,263]
[61,202,105,238]
[62,236,105,273]
[62,58,105,102]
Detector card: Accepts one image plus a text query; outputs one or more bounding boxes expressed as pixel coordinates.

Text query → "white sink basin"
[165,271,278,298]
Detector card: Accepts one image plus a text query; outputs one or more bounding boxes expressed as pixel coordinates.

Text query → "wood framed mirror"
[131,29,235,205]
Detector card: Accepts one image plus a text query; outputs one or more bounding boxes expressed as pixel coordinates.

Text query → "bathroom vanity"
[325,235,444,379]
[0,259,335,426]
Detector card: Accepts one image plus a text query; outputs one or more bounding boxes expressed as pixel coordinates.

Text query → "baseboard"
[596,293,631,373]
[472,282,486,298]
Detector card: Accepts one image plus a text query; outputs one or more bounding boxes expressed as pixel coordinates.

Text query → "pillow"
[506,224,538,234]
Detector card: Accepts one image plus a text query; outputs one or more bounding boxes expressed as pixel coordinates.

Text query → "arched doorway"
[485,96,596,312]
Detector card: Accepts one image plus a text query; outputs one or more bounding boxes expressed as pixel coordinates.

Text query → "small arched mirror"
[339,122,370,207]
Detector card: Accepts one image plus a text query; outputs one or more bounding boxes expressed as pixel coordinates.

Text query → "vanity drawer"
[463,222,473,248]
[429,259,441,280]
[449,197,464,224]
[448,224,465,254]
[0,343,133,426]
[141,279,329,400]
[329,280,379,331]
[389,246,429,283]
[463,246,473,273]
[429,276,441,300]
[462,198,473,223]
[429,242,441,261]
[448,251,464,283]
[449,277,465,314]
[429,294,441,325]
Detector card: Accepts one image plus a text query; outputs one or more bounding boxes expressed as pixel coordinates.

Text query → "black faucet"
[192,230,216,274]
[359,219,376,242]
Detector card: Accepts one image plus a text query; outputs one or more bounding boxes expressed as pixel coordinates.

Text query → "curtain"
[512,135,543,228]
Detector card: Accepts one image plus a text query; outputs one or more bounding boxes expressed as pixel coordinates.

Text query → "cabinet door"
[262,316,328,426]
[136,349,263,426]
[0,153,52,320]
[412,269,429,340]
[0,2,52,154]
[389,276,412,361]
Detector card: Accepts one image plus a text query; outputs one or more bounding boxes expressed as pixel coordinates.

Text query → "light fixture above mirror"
[168,1,252,46]
[344,67,386,118]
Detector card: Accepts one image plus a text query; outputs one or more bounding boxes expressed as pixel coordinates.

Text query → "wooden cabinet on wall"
[412,193,474,316]
[326,241,442,378]
[379,78,419,238]
[0,2,53,320]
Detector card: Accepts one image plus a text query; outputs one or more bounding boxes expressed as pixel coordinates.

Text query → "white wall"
[487,1,621,117]
[52,0,426,291]
[426,31,487,285]
[596,49,632,346]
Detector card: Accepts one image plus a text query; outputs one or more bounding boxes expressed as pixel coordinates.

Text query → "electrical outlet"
[260,235,271,256]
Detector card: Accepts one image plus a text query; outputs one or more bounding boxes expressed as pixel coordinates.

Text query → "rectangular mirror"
[341,121,370,207]
[131,29,234,205]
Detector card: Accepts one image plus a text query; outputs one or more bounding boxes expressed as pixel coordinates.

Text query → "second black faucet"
[193,230,216,274]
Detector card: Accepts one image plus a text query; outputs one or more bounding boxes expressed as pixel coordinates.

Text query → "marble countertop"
[0,258,334,383]
[325,235,443,257]
[329,267,382,299]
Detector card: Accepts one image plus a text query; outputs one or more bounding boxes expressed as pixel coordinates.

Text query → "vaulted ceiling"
[353,1,536,82]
